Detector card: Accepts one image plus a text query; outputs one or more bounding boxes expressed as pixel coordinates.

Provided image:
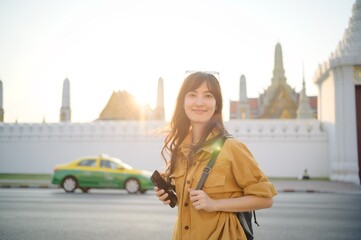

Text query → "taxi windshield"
[112,158,133,170]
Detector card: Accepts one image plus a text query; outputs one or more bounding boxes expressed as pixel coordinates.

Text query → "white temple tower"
[313,0,361,184]
[236,75,249,119]
[0,79,3,122]
[60,78,71,122]
[154,77,165,120]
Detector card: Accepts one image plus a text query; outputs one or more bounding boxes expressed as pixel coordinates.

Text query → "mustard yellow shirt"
[170,132,277,240]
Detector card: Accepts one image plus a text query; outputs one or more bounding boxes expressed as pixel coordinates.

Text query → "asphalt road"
[0,188,360,240]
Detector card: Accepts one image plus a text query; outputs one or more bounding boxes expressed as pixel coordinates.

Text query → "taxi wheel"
[125,178,140,194]
[62,176,78,193]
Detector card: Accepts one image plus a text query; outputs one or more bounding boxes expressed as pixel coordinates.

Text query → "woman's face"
[184,81,216,127]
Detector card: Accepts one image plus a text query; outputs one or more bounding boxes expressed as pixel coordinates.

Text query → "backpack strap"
[196,134,230,190]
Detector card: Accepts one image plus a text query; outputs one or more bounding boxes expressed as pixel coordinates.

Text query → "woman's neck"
[191,124,206,145]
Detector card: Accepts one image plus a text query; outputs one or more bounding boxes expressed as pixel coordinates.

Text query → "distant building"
[230,43,317,119]
[98,90,154,120]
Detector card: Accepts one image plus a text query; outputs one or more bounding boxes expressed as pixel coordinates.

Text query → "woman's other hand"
[188,189,217,212]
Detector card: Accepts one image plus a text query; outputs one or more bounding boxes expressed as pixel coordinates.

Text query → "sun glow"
[132,88,156,110]
[134,94,152,108]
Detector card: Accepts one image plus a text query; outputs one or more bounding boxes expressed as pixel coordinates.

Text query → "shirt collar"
[178,129,222,156]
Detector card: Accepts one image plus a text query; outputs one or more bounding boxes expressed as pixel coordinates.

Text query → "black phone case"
[150,170,177,208]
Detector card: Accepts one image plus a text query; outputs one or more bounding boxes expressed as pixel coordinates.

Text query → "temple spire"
[155,77,165,120]
[297,65,314,118]
[331,0,361,59]
[271,42,287,85]
[60,78,71,122]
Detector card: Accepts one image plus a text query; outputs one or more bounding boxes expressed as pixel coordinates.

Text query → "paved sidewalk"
[1,179,361,194]
[272,179,361,194]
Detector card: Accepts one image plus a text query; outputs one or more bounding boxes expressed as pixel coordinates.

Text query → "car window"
[100,160,118,169]
[77,159,96,167]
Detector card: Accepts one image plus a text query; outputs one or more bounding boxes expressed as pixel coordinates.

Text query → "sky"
[0,0,356,123]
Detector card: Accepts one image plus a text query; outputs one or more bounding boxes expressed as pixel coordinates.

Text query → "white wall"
[0,119,328,179]
[226,119,328,178]
[0,121,167,173]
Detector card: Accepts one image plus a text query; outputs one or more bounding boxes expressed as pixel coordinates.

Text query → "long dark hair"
[161,72,225,178]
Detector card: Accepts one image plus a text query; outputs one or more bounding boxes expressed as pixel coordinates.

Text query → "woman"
[155,71,277,240]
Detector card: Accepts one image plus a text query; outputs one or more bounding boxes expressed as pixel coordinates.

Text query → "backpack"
[196,133,258,240]
[236,211,258,240]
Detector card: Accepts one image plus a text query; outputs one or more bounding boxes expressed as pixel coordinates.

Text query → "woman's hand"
[154,186,171,205]
[188,189,218,212]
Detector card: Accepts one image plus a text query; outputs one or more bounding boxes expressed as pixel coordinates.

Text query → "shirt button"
[186,180,190,184]
[184,202,188,207]
[185,226,189,230]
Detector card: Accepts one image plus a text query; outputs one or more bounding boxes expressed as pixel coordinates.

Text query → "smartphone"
[150,170,178,208]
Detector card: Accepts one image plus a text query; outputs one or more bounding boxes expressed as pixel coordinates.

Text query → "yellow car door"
[98,159,121,188]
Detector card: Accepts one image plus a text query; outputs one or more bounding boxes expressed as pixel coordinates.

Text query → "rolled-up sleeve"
[226,138,277,198]
[243,181,277,198]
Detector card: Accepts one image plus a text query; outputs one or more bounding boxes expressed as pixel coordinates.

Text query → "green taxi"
[52,154,154,194]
